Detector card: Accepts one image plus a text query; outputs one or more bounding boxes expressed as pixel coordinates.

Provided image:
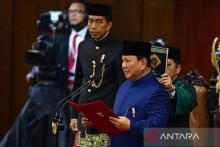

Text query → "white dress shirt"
[68,26,88,79]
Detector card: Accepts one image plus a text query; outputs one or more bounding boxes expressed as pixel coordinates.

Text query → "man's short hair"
[136,56,151,67]
[68,0,88,13]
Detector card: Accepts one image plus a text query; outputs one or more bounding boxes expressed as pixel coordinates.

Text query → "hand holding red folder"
[109,116,131,132]
[68,100,123,136]
[81,116,94,129]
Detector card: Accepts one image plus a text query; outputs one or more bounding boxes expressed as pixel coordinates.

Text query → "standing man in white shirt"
[59,1,89,147]
[66,0,89,90]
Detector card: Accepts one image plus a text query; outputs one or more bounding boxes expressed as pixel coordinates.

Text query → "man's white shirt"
[68,26,88,77]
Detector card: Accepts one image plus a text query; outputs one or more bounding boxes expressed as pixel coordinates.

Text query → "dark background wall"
[0,0,219,138]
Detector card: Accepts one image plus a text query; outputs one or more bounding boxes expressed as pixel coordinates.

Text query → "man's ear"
[107,21,112,31]
[141,58,147,70]
[176,64,182,74]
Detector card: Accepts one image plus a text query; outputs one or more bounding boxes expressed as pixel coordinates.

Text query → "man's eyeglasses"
[68,9,84,14]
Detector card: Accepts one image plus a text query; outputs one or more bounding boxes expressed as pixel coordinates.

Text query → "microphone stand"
[51,79,93,135]
[51,53,106,147]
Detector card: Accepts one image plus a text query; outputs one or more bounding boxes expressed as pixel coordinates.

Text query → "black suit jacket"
[72,34,125,119]
[54,29,89,86]
[52,34,69,86]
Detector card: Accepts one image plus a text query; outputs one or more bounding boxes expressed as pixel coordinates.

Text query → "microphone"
[51,54,106,135]
[51,79,93,135]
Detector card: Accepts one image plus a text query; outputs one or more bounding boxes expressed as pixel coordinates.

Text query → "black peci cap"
[167,46,181,64]
[88,3,112,20]
[122,41,152,58]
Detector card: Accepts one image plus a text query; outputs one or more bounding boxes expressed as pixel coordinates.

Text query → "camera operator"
[26,0,88,89]
[0,1,88,147]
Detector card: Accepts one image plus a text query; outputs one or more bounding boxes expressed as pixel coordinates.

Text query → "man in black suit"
[69,3,125,147]
[57,1,89,146]
[63,0,89,90]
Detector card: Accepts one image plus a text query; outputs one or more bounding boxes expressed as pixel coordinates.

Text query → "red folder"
[68,100,123,136]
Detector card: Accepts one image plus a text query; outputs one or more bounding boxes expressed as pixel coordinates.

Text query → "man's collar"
[94,31,109,42]
[71,26,88,36]
[93,32,112,46]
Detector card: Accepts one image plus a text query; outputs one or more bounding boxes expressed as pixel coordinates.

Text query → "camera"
[37,11,69,32]
[25,11,69,81]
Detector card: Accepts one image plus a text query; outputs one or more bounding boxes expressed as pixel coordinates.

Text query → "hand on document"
[109,116,130,131]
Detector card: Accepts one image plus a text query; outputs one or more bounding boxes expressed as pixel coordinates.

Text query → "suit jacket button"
[96,46,100,50]
[88,89,91,92]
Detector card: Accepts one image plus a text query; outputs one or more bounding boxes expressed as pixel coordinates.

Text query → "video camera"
[25,11,69,81]
[37,11,69,33]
